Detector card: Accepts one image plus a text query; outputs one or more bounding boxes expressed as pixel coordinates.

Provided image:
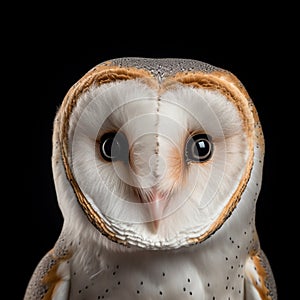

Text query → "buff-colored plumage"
[24,58,277,299]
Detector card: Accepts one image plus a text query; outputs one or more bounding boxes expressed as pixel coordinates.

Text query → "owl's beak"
[142,189,169,232]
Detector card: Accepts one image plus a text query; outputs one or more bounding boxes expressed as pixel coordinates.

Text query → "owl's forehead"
[73,79,243,139]
[60,61,257,150]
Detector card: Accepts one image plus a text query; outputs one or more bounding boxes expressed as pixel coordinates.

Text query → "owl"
[24,57,277,299]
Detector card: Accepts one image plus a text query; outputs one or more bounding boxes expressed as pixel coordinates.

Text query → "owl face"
[54,58,263,250]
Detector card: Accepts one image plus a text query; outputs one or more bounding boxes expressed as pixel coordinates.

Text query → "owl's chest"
[68,248,247,300]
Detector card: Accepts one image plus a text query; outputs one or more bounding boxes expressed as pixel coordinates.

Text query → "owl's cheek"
[167,147,186,185]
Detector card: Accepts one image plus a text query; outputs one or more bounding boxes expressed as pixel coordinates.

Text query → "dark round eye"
[185,133,213,163]
[99,132,129,162]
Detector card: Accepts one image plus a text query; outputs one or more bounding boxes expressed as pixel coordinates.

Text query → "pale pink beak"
[143,189,169,232]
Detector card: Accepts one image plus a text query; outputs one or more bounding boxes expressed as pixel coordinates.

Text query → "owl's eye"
[185,133,213,163]
[99,132,129,162]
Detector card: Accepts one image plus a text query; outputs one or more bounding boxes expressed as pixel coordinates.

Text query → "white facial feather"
[60,80,251,249]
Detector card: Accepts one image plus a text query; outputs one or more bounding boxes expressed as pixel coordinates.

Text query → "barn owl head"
[52,57,263,250]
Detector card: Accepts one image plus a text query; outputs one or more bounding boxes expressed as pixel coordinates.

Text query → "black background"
[13,9,295,299]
